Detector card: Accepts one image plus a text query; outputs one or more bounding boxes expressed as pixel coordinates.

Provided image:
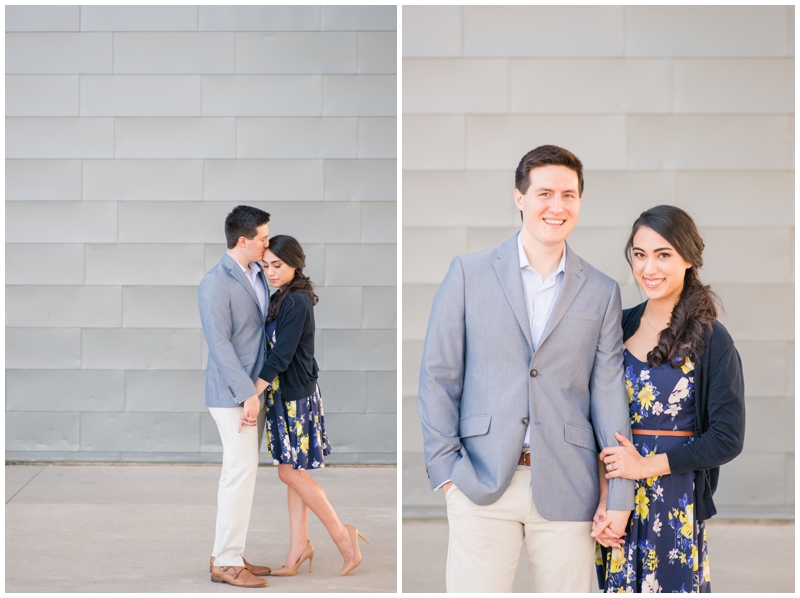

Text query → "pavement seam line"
[6,465,46,505]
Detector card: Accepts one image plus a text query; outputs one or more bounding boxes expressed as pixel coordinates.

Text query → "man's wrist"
[434,479,453,491]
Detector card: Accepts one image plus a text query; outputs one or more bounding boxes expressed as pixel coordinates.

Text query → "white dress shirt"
[517,233,566,447]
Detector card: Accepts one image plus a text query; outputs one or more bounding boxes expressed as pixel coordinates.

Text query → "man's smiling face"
[514,164,582,249]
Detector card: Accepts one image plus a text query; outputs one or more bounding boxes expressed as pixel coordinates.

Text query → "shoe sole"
[210,575,266,588]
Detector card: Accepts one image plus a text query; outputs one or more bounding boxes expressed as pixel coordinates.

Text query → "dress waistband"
[631,429,694,437]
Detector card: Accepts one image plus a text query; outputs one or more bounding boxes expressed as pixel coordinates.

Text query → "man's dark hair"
[514,145,584,196]
[224,205,270,249]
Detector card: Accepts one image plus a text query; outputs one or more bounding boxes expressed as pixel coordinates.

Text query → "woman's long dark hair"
[625,205,721,368]
[264,235,319,323]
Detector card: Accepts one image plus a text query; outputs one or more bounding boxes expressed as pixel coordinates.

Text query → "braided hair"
[625,205,721,368]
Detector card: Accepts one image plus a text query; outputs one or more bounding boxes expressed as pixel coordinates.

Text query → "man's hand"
[442,481,454,495]
[591,507,630,549]
[238,394,260,433]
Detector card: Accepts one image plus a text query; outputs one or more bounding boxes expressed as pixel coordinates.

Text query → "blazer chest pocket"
[564,422,597,453]
[459,414,492,439]
[565,310,602,322]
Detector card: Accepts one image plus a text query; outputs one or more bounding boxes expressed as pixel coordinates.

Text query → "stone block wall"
[6,5,397,464]
[402,5,794,518]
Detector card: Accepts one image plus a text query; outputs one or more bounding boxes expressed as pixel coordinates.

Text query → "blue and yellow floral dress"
[263,319,332,470]
[596,349,711,593]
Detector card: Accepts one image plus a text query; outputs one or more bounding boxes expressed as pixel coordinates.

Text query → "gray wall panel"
[80,412,200,452]
[318,370,367,413]
[6,160,82,200]
[82,329,201,370]
[125,370,207,413]
[113,33,234,74]
[199,6,320,32]
[83,160,203,201]
[358,32,397,74]
[6,6,80,32]
[6,33,111,74]
[80,6,199,32]
[235,32,356,75]
[6,413,80,451]
[6,6,397,466]
[6,244,85,285]
[6,370,125,412]
[7,285,122,328]
[80,75,201,117]
[6,75,80,116]
[6,328,82,370]
[402,5,793,520]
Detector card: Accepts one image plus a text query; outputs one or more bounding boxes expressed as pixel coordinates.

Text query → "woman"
[250,235,368,577]
[594,206,745,593]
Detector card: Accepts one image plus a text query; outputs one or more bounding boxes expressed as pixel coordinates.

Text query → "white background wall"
[5,5,398,464]
[402,5,794,518]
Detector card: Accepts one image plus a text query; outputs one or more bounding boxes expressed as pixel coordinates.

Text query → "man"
[418,145,634,592]
[198,205,272,588]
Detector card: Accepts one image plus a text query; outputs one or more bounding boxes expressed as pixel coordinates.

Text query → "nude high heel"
[341,524,369,576]
[270,540,314,576]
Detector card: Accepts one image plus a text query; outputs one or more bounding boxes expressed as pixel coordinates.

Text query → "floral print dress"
[596,349,711,593]
[263,319,332,470]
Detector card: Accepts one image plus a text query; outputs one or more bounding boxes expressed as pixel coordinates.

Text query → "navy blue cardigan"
[622,302,745,521]
[258,290,319,401]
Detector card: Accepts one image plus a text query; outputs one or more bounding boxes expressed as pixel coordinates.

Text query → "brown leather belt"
[518,451,531,467]
[632,429,694,437]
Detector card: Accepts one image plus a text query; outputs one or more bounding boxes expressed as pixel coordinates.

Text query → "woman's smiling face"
[630,226,692,304]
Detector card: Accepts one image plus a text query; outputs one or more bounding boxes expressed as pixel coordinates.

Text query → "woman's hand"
[591,498,627,548]
[255,377,269,395]
[600,432,670,480]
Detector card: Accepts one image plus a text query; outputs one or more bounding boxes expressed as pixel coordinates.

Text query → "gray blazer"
[418,235,634,521]
[198,253,268,408]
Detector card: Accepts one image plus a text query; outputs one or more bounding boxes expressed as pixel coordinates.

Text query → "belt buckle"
[522,450,531,468]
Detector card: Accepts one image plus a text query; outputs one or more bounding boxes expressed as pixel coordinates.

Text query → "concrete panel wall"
[6,5,397,465]
[402,6,793,519]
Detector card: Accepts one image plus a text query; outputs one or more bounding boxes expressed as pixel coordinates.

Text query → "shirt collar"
[226,251,260,277]
[517,233,567,279]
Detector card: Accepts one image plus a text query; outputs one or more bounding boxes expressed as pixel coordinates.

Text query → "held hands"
[238,394,260,433]
[591,501,630,548]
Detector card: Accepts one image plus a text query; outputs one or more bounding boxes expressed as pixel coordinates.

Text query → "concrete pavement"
[402,519,795,593]
[6,464,397,593]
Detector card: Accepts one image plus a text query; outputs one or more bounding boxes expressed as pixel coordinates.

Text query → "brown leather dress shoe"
[211,565,267,587]
[210,556,271,576]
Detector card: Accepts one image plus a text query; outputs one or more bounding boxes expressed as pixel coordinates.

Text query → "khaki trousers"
[209,401,266,567]
[445,465,595,593]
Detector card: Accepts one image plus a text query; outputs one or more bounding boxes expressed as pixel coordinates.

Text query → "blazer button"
[522,418,530,425]
[530,369,538,377]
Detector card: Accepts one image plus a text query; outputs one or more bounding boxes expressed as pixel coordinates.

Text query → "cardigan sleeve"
[666,333,746,475]
[258,294,309,384]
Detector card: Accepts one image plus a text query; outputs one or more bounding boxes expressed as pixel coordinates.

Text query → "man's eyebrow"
[532,186,578,194]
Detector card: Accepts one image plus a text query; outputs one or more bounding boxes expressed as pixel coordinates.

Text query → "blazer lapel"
[222,253,261,312]
[257,268,269,315]
[537,242,586,350]
[493,234,533,350]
